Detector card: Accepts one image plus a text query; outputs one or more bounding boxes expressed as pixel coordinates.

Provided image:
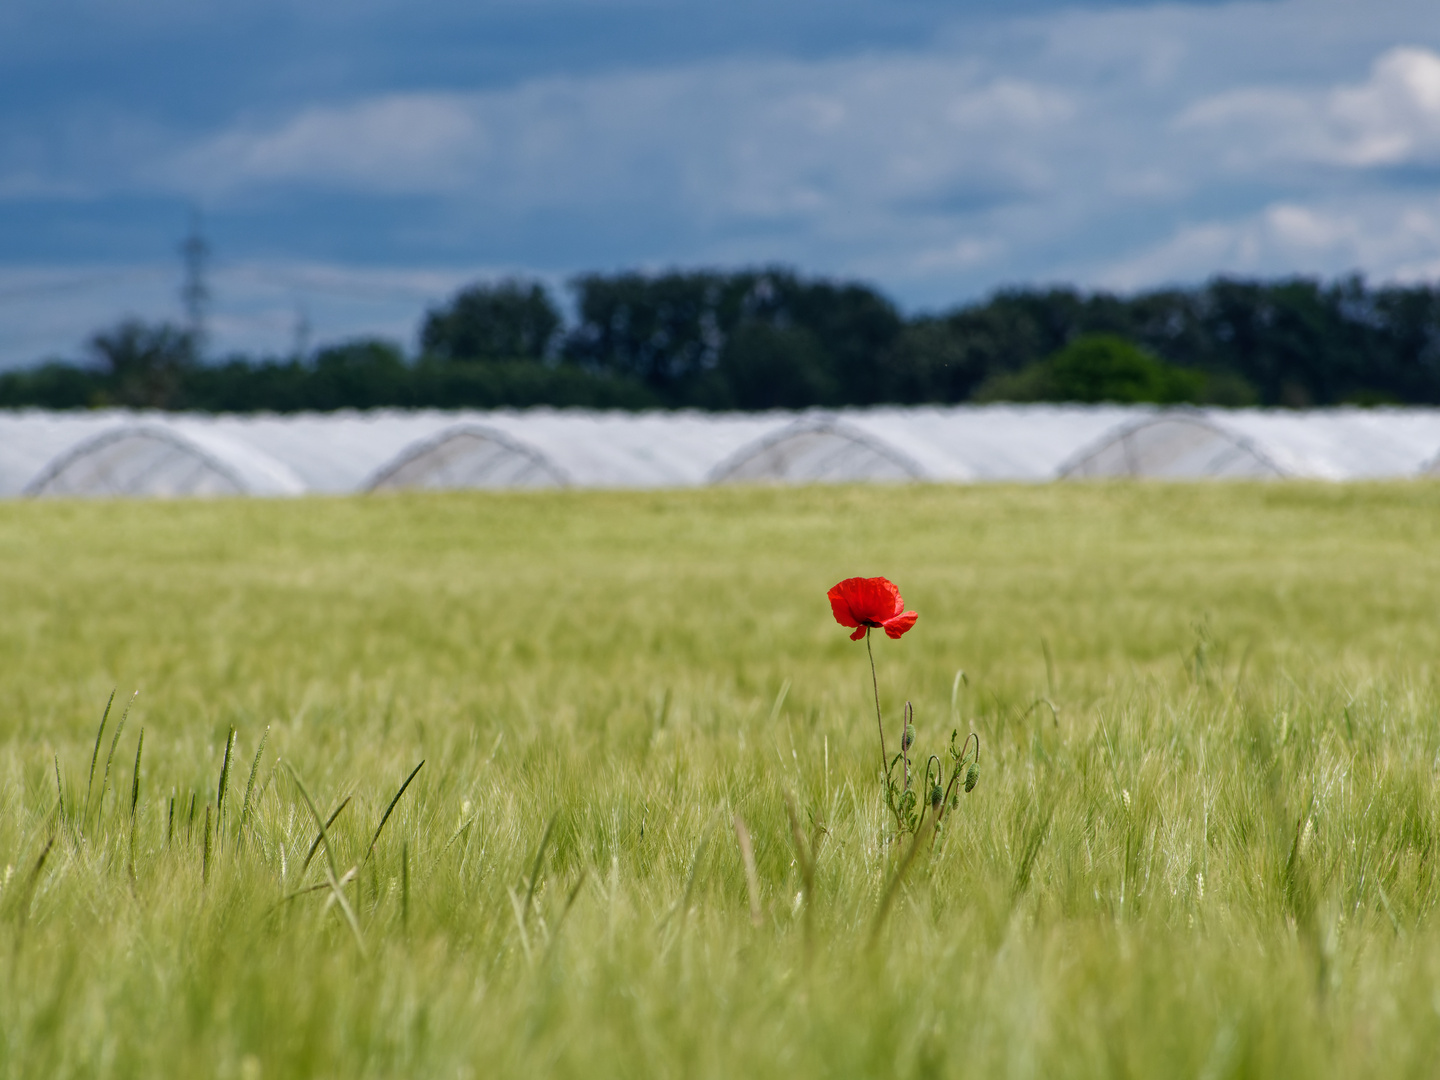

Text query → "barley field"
[3,483,1440,1078]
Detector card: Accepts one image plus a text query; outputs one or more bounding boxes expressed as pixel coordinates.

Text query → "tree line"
[4,269,1440,412]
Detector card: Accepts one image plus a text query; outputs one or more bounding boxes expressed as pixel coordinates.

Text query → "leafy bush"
[975,334,1210,404]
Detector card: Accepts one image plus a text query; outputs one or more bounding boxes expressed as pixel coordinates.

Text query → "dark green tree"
[306,339,411,410]
[976,334,1204,404]
[564,267,902,406]
[88,320,197,409]
[421,279,561,362]
[716,323,836,409]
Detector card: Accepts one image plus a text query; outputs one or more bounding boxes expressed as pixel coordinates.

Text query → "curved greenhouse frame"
[1060,408,1440,481]
[0,412,126,496]
[8,405,1440,497]
[1060,412,1287,480]
[366,423,569,491]
[24,423,305,498]
[709,415,928,484]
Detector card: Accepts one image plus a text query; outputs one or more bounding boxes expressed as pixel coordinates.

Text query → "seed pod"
[964,762,979,793]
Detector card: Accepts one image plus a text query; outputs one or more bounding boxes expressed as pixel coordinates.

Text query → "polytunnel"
[368,422,567,490]
[708,406,1140,484]
[0,411,128,496]
[365,410,782,491]
[24,419,305,498]
[1060,408,1440,481]
[212,411,457,494]
[12,405,1440,498]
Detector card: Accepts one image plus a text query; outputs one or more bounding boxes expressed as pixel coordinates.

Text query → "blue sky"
[2,0,1439,368]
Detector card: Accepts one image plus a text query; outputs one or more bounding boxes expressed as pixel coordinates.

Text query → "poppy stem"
[866,629,887,778]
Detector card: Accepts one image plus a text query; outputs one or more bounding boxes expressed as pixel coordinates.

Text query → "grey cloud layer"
[152,1,1440,290]
[1,0,1438,366]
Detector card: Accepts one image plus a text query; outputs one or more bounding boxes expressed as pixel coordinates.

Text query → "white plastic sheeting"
[223,412,445,494]
[0,409,781,496]
[709,407,1138,483]
[1060,408,1440,480]
[367,411,780,490]
[0,412,127,496]
[5,405,1440,497]
[27,421,306,497]
[370,424,566,490]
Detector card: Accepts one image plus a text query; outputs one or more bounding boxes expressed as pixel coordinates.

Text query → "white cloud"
[1094,196,1440,290]
[166,56,1078,222]
[1180,45,1440,171]
[168,95,486,195]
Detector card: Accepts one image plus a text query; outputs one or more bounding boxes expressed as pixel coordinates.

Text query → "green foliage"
[307,338,412,410]
[1049,335,1205,402]
[0,361,99,409]
[976,333,1207,404]
[3,485,1440,1074]
[5,270,1440,411]
[88,319,199,408]
[715,323,836,409]
[406,358,660,410]
[420,278,562,363]
[565,267,902,405]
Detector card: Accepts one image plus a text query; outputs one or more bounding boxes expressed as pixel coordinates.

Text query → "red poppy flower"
[828,577,918,641]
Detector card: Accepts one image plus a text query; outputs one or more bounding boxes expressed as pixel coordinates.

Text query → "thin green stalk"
[53,755,64,823]
[866,629,887,776]
[130,728,144,819]
[238,726,270,837]
[215,727,236,843]
[202,805,213,887]
[90,693,135,831]
[870,805,939,949]
[784,793,815,959]
[84,690,115,818]
[522,816,556,927]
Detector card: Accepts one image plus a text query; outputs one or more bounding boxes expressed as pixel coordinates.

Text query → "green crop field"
[3,483,1440,1078]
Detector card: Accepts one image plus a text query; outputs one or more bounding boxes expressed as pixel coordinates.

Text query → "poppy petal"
[881,610,918,639]
[827,581,863,628]
[850,626,867,641]
[830,576,904,628]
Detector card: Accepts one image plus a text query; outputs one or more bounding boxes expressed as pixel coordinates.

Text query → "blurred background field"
[3,483,1440,1077]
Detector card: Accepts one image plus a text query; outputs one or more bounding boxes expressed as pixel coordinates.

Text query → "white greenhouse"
[4,405,1440,497]
[708,406,1139,484]
[1059,408,1440,481]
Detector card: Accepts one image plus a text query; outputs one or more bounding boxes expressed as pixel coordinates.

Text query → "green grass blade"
[83,689,115,822]
[361,759,424,867]
[53,755,64,822]
[215,727,236,834]
[285,764,339,882]
[302,796,352,873]
[522,815,556,926]
[129,728,144,820]
[90,692,135,830]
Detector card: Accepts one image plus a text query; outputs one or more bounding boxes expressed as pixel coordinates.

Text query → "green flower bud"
[902,723,915,753]
[964,762,979,793]
[930,784,944,811]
